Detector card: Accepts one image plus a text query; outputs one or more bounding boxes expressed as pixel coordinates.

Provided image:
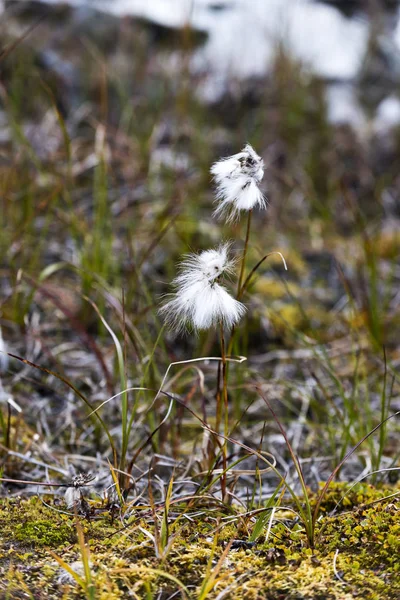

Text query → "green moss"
[0,485,399,598]
[254,277,301,300]
[0,497,75,551]
[269,303,307,334]
[14,518,73,547]
[373,230,400,260]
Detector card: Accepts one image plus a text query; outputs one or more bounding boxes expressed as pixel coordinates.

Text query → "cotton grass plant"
[211,143,265,223]
[159,143,287,498]
[160,243,245,495]
[159,242,245,334]
[210,144,288,359]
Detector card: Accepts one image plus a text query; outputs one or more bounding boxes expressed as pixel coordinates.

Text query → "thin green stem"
[237,209,253,297]
[228,210,253,357]
[219,321,228,500]
[215,361,222,436]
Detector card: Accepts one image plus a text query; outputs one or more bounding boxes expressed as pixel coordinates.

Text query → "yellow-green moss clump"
[0,484,399,599]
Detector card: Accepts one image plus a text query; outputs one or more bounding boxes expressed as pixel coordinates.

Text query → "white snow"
[7,0,368,84]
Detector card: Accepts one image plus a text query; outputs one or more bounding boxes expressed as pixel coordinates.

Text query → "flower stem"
[215,360,222,435]
[227,209,253,357]
[237,209,253,298]
[219,321,228,500]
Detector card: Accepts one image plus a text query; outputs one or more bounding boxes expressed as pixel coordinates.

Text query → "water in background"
[3,0,400,128]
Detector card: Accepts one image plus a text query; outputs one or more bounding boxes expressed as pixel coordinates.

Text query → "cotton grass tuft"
[159,243,245,334]
[211,143,265,222]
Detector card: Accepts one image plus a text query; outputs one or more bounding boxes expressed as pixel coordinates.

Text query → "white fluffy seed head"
[211,143,265,222]
[159,243,246,334]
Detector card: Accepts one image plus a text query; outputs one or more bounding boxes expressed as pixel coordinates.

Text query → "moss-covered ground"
[0,483,399,599]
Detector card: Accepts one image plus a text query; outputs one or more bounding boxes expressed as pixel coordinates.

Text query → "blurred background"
[0,0,399,482]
